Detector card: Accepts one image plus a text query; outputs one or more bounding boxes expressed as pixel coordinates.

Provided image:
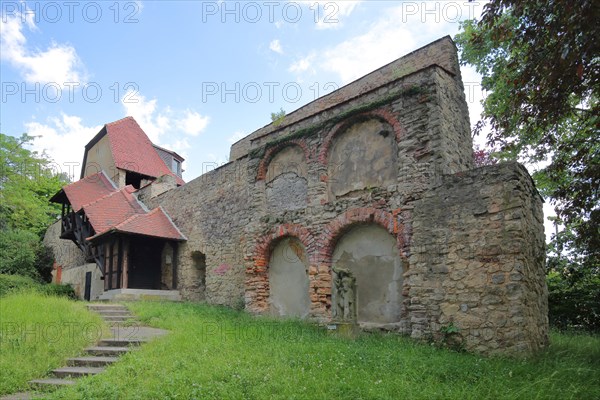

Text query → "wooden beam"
[172,242,178,289]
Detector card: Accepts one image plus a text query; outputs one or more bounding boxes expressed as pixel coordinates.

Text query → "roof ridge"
[105,116,134,126]
[113,211,146,230]
[82,185,137,211]
[100,170,119,189]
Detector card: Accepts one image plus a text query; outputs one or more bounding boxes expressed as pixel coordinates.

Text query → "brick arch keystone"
[256,139,311,181]
[318,109,404,166]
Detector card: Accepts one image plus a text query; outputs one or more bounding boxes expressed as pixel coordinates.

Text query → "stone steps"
[84,346,131,357]
[67,356,119,367]
[29,378,76,388]
[52,366,106,379]
[88,304,137,325]
[25,304,145,393]
[98,338,143,347]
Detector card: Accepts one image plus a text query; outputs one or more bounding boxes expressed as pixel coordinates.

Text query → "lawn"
[44,301,600,400]
[0,291,106,395]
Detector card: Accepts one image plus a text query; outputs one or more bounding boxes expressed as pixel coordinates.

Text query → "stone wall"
[43,221,103,300]
[43,220,86,269]
[44,36,548,355]
[145,160,249,306]
[408,162,548,354]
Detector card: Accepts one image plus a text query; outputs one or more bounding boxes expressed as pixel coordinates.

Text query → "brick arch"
[318,109,404,166]
[252,224,314,270]
[317,207,409,266]
[246,224,314,314]
[256,139,311,181]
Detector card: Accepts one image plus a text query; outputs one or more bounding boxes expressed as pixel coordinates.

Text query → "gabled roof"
[81,185,145,236]
[89,207,187,242]
[50,171,117,212]
[82,116,185,186]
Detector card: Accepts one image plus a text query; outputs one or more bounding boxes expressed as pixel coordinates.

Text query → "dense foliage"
[455,0,599,269]
[0,133,68,280]
[546,269,600,332]
[456,1,599,331]
[0,133,68,236]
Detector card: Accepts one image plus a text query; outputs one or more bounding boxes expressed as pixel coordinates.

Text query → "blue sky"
[2,0,489,180]
[2,1,560,240]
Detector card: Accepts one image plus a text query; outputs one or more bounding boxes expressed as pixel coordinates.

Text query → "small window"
[172,159,181,175]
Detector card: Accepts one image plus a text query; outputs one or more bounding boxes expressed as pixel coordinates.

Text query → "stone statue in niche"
[332,266,357,322]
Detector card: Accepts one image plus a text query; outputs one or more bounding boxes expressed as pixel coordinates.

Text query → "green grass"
[46,301,600,400]
[0,292,106,395]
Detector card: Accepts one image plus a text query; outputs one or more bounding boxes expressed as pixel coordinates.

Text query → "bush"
[0,274,76,299]
[0,229,40,279]
[0,274,40,296]
[547,271,600,332]
[42,283,77,299]
[0,229,54,282]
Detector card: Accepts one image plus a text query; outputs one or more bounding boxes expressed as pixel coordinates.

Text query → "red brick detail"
[256,139,311,181]
[317,207,409,266]
[246,224,315,314]
[318,108,404,166]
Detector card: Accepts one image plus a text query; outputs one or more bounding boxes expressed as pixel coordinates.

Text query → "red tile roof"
[61,172,117,212]
[104,117,185,186]
[82,185,145,236]
[90,207,186,242]
[77,185,185,242]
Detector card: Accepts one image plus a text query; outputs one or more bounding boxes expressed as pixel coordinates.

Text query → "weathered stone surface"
[45,36,548,356]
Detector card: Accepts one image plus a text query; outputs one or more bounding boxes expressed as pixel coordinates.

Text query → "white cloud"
[24,114,101,180]
[269,39,283,54]
[289,53,316,74]
[0,9,84,86]
[319,8,417,83]
[316,1,361,30]
[294,1,362,30]
[121,91,210,173]
[178,110,210,136]
[289,3,485,84]
[121,90,171,143]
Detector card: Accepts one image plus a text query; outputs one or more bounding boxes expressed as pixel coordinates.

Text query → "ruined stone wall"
[43,221,103,299]
[137,36,547,355]
[230,36,461,160]
[241,53,477,317]
[408,162,548,354]
[145,160,249,307]
[43,220,86,269]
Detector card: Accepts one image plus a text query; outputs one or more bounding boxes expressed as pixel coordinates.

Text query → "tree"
[0,133,68,281]
[472,145,498,167]
[0,133,68,236]
[270,108,286,126]
[455,0,599,270]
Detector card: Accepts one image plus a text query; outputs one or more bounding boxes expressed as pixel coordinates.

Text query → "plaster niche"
[327,118,397,199]
[265,145,308,211]
[268,237,310,318]
[332,224,403,324]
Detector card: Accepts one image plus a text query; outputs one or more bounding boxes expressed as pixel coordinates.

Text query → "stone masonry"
[50,36,549,355]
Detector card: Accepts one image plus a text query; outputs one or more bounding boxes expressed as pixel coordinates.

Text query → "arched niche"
[268,237,310,318]
[327,118,397,199]
[331,224,403,324]
[265,145,308,211]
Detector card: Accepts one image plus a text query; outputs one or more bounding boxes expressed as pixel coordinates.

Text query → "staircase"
[28,304,141,390]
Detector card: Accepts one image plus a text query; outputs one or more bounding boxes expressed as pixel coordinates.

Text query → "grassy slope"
[0,292,106,395]
[50,301,600,400]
